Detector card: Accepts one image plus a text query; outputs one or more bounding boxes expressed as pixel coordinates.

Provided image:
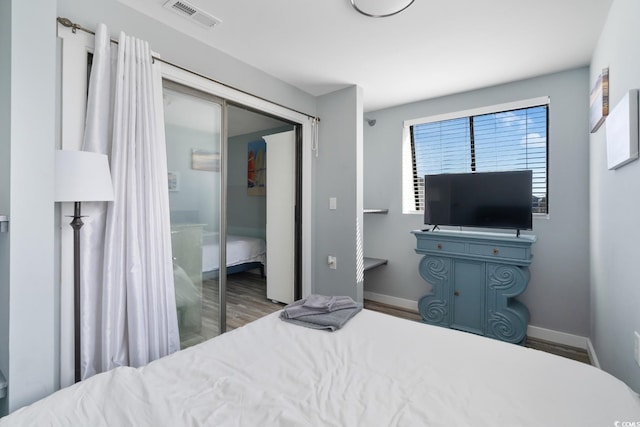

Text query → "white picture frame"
[606,90,639,170]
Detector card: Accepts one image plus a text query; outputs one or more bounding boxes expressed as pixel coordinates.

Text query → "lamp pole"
[55,150,114,385]
[70,201,84,383]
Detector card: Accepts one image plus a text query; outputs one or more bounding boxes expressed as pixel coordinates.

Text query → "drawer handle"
[493,248,499,255]
[454,291,460,296]
[437,243,443,250]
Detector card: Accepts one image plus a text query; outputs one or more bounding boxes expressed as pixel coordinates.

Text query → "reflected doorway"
[163,83,301,349]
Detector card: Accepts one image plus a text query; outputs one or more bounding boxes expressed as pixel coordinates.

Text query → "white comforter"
[202,233,266,272]
[3,310,640,426]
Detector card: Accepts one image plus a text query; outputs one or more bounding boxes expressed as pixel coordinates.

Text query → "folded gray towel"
[282,295,359,320]
[279,303,363,331]
[303,294,337,310]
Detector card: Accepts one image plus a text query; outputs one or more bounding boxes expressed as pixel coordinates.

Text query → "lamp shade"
[54,150,114,202]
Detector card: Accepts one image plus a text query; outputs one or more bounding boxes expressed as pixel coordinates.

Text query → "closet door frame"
[163,80,228,334]
[160,63,313,328]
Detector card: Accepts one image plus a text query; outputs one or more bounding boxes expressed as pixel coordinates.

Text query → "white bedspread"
[3,310,639,426]
[201,233,266,272]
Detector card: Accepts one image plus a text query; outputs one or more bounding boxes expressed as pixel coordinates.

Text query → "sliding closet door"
[163,82,225,348]
[265,130,295,304]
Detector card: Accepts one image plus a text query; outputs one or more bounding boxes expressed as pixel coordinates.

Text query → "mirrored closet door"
[163,81,225,348]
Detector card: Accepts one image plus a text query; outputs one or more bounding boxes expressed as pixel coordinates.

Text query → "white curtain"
[80,23,113,379]
[80,24,179,380]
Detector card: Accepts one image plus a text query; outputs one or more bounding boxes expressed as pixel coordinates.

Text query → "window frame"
[402,96,550,216]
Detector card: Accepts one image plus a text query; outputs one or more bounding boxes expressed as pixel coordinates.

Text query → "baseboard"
[586,338,601,369]
[525,325,588,350]
[364,292,592,352]
[363,291,418,312]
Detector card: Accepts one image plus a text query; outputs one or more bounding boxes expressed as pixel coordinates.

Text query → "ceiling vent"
[163,0,222,29]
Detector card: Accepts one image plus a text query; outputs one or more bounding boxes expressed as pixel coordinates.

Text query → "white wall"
[590,0,640,392]
[2,0,58,413]
[314,86,364,301]
[363,68,591,337]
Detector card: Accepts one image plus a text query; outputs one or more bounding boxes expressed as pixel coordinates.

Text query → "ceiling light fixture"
[349,0,415,18]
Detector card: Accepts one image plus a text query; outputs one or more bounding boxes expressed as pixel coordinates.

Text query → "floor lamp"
[54,150,114,383]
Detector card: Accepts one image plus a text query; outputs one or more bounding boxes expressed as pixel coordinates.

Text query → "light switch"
[329,197,337,210]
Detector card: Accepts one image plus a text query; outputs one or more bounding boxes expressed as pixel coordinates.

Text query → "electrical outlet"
[635,331,640,367]
[328,255,337,269]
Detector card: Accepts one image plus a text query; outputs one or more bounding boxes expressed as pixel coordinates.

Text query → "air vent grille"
[163,0,222,29]
[172,1,197,16]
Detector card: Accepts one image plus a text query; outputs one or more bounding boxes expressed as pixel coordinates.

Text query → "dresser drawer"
[417,239,466,254]
[468,243,527,260]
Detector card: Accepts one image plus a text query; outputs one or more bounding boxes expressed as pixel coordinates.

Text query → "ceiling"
[121,0,613,113]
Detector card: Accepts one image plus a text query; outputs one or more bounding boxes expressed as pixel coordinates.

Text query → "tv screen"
[423,170,533,230]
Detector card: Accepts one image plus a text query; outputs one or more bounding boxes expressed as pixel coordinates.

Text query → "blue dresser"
[412,230,536,344]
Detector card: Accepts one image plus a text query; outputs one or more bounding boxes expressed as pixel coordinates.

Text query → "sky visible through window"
[412,105,547,212]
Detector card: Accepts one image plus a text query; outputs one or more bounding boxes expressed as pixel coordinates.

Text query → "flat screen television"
[423,170,533,231]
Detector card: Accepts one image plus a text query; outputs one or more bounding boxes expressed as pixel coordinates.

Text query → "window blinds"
[410,105,548,213]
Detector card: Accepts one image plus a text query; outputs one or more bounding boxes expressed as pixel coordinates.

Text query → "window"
[403,97,549,214]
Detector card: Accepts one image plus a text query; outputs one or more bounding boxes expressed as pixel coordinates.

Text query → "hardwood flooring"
[189,272,592,365]
[524,336,592,365]
[364,299,591,365]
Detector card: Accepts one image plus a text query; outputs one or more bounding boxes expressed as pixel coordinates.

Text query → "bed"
[202,232,266,279]
[2,309,639,425]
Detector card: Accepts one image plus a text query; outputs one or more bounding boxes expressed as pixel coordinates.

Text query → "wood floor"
[364,300,592,365]
[180,273,285,346]
[192,272,591,365]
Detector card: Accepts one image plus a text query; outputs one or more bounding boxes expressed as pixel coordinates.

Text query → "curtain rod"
[57,17,320,122]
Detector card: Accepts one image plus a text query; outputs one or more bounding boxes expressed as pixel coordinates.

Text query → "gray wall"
[314,86,364,301]
[2,0,58,413]
[227,125,294,238]
[57,0,316,118]
[0,0,11,417]
[363,68,591,337]
[590,0,640,392]
[165,124,221,231]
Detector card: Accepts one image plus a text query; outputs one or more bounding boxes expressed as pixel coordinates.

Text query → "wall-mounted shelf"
[364,257,387,271]
[363,209,389,272]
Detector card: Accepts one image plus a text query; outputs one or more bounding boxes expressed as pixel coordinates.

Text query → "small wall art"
[168,171,180,192]
[247,139,266,196]
[192,148,220,172]
[590,67,609,133]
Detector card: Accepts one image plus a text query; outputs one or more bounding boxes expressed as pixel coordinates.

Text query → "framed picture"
[606,90,639,170]
[589,67,609,133]
[192,148,220,172]
[247,139,266,196]
[168,171,180,192]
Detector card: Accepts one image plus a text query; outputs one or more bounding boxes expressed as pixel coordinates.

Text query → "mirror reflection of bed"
[201,233,266,280]
[167,103,297,350]
[171,224,273,347]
